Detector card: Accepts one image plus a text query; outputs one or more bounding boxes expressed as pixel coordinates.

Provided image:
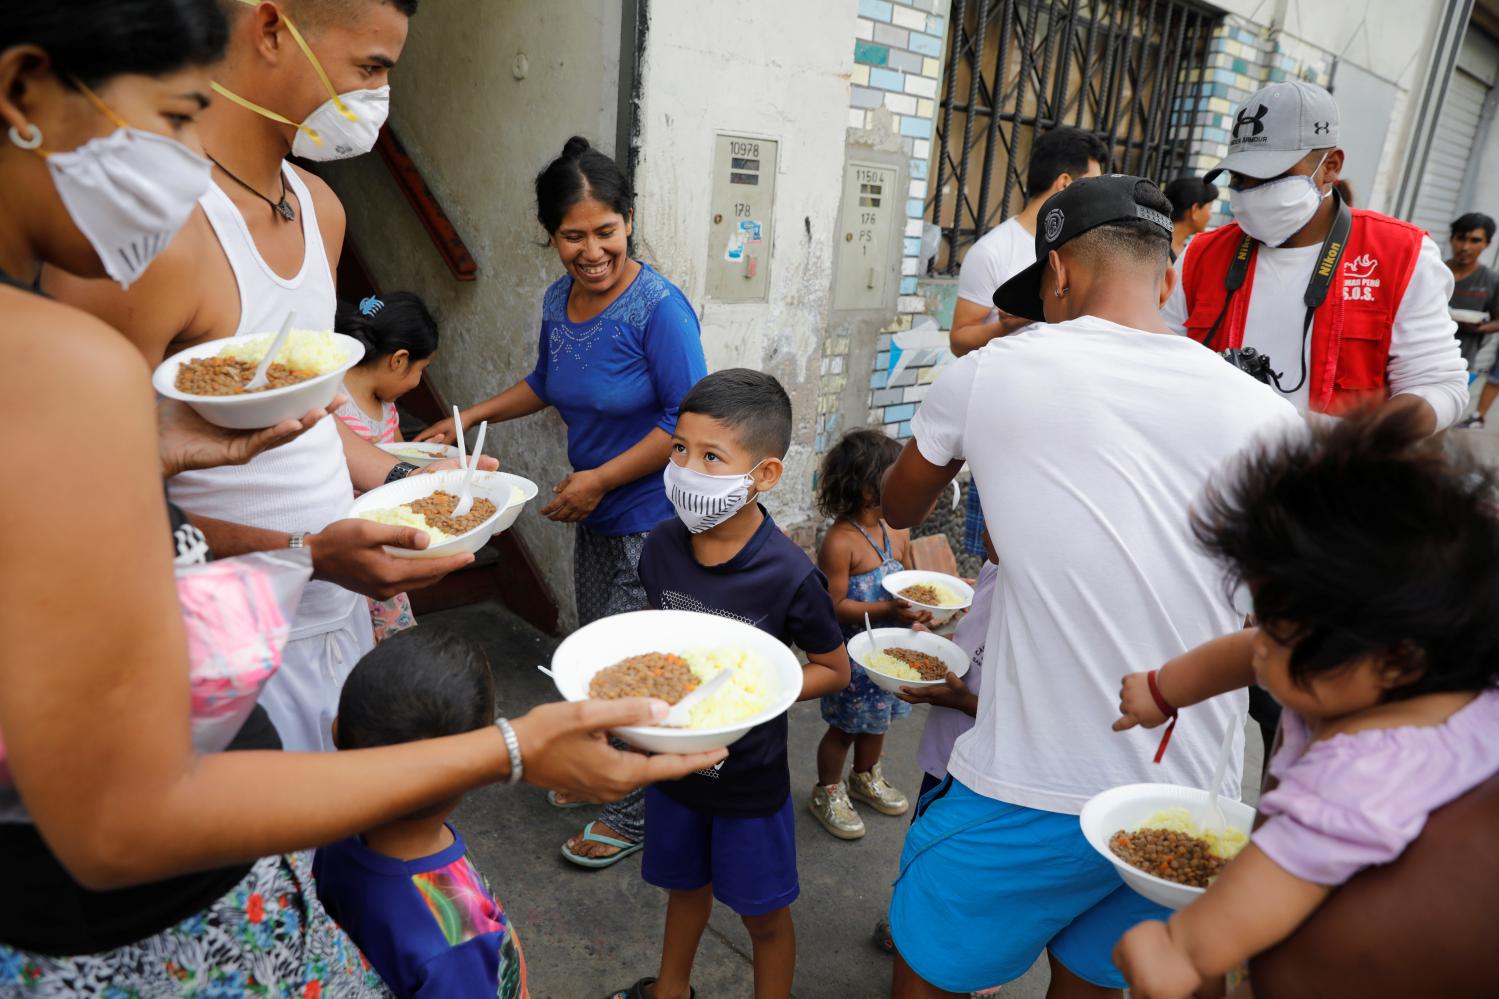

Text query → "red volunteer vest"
[1180,210,1426,415]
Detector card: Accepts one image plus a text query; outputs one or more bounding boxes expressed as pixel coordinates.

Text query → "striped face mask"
[663,458,765,534]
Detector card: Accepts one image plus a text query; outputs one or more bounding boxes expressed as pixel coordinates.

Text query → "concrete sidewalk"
[435,602,1263,999]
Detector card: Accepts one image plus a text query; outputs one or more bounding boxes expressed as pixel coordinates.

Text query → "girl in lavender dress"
[334,292,440,641]
[1111,411,1499,998]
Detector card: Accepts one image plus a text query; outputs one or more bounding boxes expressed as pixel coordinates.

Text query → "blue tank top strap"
[847,518,894,560]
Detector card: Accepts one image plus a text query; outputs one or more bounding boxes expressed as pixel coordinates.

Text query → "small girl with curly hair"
[809,429,932,841]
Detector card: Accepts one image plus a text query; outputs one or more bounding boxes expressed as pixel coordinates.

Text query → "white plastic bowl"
[1451,307,1489,324]
[152,332,365,430]
[1079,782,1256,910]
[881,569,975,625]
[346,469,537,559]
[377,441,461,467]
[549,609,804,753]
[845,627,970,694]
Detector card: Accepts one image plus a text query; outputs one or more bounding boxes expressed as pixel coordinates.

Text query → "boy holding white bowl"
[607,370,851,999]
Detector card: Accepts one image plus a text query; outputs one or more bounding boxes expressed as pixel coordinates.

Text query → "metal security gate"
[928,0,1218,274]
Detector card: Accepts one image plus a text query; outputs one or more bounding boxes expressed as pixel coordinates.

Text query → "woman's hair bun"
[561,135,592,159]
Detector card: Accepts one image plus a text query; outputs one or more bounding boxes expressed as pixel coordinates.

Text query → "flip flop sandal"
[546,790,592,809]
[561,821,643,869]
[872,917,895,954]
[604,978,695,999]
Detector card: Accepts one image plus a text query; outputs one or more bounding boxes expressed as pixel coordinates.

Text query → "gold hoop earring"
[8,123,43,150]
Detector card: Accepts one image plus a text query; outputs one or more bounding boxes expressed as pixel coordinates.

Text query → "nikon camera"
[1221,347,1274,386]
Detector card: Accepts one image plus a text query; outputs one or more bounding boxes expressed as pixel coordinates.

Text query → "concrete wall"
[322,2,623,630]
[629,0,862,533]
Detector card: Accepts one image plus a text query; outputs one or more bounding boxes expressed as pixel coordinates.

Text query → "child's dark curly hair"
[1193,407,1499,700]
[816,428,903,520]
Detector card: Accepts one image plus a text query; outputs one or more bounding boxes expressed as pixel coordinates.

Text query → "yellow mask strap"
[28,75,133,157]
[69,76,131,131]
[213,1,359,149]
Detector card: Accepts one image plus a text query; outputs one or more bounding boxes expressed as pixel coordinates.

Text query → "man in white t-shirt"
[1163,81,1465,435]
[881,176,1301,998]
[950,127,1109,356]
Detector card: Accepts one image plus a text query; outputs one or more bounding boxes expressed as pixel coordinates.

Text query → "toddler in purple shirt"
[1108,410,1499,998]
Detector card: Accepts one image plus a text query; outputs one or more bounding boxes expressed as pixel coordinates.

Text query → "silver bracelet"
[494,717,523,785]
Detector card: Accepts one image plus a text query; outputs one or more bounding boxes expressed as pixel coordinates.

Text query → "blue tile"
[859,0,894,21]
[908,31,942,56]
[876,350,890,370]
[902,116,933,140]
[896,421,912,439]
[900,275,918,294]
[855,39,889,66]
[870,66,905,91]
[906,197,924,217]
[870,369,889,390]
[910,156,929,179]
[904,236,922,256]
[927,14,945,36]
[884,403,917,423]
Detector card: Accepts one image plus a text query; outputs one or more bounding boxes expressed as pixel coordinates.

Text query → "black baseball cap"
[992,174,1174,322]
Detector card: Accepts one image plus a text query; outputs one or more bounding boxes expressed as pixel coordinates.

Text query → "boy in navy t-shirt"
[313,630,527,999]
[608,370,851,999]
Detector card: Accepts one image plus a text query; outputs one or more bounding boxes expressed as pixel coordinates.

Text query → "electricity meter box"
[832,160,901,312]
[706,134,778,303]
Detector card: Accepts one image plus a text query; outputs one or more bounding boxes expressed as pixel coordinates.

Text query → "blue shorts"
[642,787,799,916]
[889,778,1168,992]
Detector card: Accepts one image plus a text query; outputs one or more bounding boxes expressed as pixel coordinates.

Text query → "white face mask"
[212,4,389,162]
[32,83,212,289]
[1229,154,1329,247]
[663,459,764,534]
[292,85,388,161]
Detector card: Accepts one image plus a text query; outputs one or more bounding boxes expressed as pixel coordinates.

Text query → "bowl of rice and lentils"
[152,330,365,429]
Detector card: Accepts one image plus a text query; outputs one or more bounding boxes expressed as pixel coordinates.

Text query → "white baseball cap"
[1206,80,1339,183]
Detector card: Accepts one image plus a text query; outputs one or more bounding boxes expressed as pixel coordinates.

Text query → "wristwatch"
[288,531,307,550]
[385,461,419,484]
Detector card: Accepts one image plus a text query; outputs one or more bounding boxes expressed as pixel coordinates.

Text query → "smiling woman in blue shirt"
[418,136,708,867]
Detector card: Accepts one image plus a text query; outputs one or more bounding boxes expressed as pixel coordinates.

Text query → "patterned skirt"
[0,852,390,998]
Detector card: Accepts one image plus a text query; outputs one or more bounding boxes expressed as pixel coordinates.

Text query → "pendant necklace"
[207,155,296,222]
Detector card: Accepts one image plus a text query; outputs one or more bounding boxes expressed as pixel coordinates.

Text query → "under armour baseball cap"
[1206,80,1339,183]
[992,174,1173,322]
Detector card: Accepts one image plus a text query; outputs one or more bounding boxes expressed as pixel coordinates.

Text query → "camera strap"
[1271,190,1352,394]
[1196,189,1352,381]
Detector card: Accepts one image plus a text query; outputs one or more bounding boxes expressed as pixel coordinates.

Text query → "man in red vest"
[1164,81,1466,435]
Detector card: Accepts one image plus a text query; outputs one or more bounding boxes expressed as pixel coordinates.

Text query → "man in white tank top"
[49,0,490,752]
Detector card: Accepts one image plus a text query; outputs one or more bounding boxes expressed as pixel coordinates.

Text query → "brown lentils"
[408,491,497,537]
[885,647,949,680]
[1109,828,1228,888]
[175,357,317,395]
[589,653,699,704]
[900,583,943,605]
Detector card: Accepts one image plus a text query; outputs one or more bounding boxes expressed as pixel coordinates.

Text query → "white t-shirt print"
[910,316,1304,814]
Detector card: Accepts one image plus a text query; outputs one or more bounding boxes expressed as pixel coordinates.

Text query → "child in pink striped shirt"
[335,292,440,640]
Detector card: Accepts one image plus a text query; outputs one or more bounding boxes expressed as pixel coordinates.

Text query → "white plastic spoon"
[535,664,555,680]
[660,669,733,728]
[452,405,467,468]
[451,420,488,518]
[1202,721,1237,831]
[245,310,295,390]
[863,611,881,661]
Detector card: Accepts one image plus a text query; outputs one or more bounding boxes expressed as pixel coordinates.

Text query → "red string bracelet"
[1147,668,1178,763]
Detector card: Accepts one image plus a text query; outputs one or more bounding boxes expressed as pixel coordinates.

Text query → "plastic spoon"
[244,310,295,391]
[863,611,881,660]
[1201,721,1237,831]
[451,420,488,518]
[660,669,733,728]
[535,664,555,680]
[452,405,467,468]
